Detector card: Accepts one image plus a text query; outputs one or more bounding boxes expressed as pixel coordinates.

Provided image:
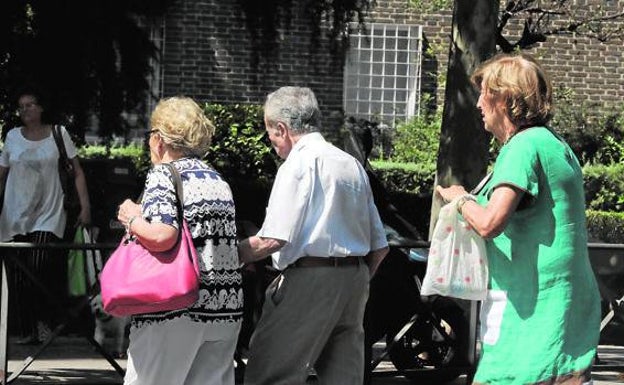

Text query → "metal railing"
[0,241,120,385]
[0,241,622,384]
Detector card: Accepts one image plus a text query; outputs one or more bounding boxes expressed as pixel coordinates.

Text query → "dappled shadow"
[9,368,121,385]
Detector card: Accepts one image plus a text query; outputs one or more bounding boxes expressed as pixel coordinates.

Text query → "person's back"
[132,157,243,328]
[284,135,378,257]
[239,86,389,385]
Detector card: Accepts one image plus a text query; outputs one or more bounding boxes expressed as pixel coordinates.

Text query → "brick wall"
[160,0,623,127]
[368,0,624,117]
[161,0,346,132]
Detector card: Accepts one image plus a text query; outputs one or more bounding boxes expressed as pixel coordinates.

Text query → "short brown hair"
[471,53,553,128]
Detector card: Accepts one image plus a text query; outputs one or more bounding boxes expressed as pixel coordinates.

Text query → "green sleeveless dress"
[473,126,600,384]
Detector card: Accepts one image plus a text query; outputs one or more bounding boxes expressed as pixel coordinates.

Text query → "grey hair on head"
[264,86,321,134]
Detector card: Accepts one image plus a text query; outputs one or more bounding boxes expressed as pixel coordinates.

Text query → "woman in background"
[116,96,243,385]
[437,53,600,384]
[0,85,91,344]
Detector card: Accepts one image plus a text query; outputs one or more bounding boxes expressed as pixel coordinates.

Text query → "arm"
[71,157,91,225]
[238,235,286,264]
[117,199,179,252]
[435,184,524,239]
[364,246,389,277]
[0,166,8,198]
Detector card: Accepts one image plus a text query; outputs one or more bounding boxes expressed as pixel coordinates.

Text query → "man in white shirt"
[238,86,389,385]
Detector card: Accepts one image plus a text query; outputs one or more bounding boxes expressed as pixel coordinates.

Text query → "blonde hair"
[471,53,553,128]
[150,97,215,157]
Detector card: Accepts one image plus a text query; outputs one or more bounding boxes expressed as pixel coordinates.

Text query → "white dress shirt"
[257,132,387,270]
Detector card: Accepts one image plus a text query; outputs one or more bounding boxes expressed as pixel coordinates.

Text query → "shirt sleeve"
[257,158,311,243]
[60,126,78,159]
[141,164,179,229]
[488,136,540,199]
[367,190,388,250]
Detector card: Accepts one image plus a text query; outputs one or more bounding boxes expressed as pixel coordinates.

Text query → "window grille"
[343,23,423,125]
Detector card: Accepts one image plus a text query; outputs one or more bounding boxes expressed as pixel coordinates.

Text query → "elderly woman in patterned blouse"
[116,97,243,385]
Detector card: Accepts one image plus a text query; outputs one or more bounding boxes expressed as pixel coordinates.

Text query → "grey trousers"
[244,263,370,385]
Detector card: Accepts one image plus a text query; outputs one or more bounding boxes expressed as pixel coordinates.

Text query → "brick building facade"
[156,0,623,131]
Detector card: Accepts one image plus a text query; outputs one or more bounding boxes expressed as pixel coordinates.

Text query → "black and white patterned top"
[131,157,243,328]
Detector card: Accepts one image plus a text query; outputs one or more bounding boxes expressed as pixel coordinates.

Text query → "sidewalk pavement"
[5,336,624,385]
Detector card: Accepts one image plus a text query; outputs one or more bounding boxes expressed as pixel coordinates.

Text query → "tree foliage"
[0,0,172,143]
[410,0,624,51]
[203,103,278,183]
[496,0,624,52]
[235,0,374,61]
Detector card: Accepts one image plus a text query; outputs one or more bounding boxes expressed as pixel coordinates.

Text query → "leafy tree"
[424,0,624,236]
[495,0,624,52]
[428,0,498,237]
[0,0,172,143]
[235,0,374,64]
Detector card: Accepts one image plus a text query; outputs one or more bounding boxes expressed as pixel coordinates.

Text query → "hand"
[435,185,469,203]
[76,206,91,226]
[117,199,142,229]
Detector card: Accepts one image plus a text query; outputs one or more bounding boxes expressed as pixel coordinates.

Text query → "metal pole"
[0,259,8,385]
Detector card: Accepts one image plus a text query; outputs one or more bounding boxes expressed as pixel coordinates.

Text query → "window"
[343,23,423,125]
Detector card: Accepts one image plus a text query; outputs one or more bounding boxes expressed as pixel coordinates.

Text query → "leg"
[315,264,369,385]
[183,330,240,385]
[1,258,9,384]
[30,231,65,334]
[125,318,239,385]
[7,235,36,340]
[244,266,366,385]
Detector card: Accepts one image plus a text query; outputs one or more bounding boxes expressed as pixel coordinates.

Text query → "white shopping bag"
[421,195,488,301]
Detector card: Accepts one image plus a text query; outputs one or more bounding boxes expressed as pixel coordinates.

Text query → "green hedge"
[78,144,151,181]
[372,161,624,211]
[203,103,278,184]
[586,210,624,243]
[583,163,624,212]
[371,161,624,243]
[369,161,436,196]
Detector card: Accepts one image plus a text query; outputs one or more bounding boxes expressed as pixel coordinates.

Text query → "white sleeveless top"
[0,126,77,240]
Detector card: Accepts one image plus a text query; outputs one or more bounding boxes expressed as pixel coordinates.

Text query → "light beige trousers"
[124,317,241,385]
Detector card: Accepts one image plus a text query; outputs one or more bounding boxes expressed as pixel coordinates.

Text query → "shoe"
[15,334,41,345]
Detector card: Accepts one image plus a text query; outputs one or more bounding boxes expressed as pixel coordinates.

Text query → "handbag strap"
[162,162,184,227]
[52,125,70,163]
[470,171,493,195]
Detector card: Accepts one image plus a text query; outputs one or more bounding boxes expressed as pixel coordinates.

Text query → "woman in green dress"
[436,53,600,384]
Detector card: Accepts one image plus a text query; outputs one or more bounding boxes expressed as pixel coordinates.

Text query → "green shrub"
[369,160,436,195]
[203,103,277,183]
[76,103,279,186]
[551,87,624,165]
[583,163,624,212]
[78,144,151,181]
[586,210,624,243]
[389,102,441,167]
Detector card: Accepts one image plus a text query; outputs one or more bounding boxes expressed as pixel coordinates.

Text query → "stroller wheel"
[386,297,469,383]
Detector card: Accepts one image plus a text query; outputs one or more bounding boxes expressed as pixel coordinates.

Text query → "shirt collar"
[291,132,325,154]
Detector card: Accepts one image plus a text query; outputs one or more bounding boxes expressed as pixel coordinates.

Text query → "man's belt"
[291,256,362,268]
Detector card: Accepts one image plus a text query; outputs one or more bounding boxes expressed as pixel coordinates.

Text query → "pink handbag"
[100,164,200,317]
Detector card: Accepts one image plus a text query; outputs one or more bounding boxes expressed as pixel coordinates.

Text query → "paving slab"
[5,337,624,384]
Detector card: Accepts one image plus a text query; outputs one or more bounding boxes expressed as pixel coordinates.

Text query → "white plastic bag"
[421,195,488,301]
